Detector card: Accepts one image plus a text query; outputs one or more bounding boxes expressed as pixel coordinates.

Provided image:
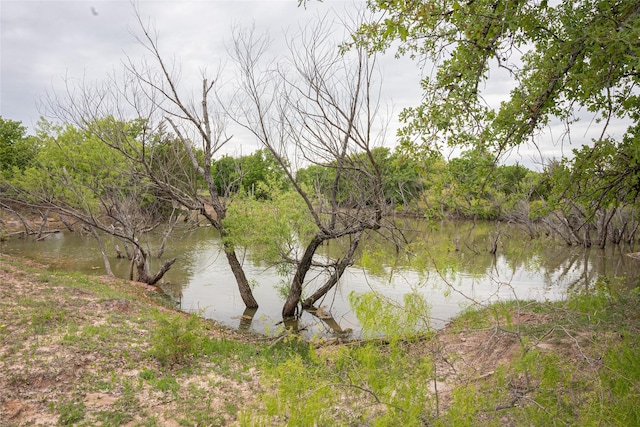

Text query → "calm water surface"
[2,220,639,338]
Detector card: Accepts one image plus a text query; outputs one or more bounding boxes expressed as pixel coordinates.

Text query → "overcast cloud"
[1,2,371,126]
[1,1,426,155]
[0,1,628,169]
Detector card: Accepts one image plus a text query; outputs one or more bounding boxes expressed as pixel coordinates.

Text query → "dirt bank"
[1,253,637,425]
[0,255,266,426]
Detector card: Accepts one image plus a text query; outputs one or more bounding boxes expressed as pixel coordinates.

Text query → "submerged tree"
[545,125,640,247]
[40,9,260,308]
[230,16,388,318]
[6,119,176,284]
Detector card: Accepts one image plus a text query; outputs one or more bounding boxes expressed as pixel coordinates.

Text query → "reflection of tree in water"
[306,306,353,337]
[539,244,640,292]
[332,219,640,295]
[238,307,258,332]
[105,219,640,329]
[268,305,353,338]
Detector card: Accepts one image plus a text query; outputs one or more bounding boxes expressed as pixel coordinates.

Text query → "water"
[2,220,639,338]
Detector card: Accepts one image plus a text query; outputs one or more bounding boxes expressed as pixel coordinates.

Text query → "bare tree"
[38,9,259,307]
[4,123,176,285]
[230,15,388,318]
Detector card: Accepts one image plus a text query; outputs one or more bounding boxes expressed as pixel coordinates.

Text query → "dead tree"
[231,15,388,318]
[41,8,259,308]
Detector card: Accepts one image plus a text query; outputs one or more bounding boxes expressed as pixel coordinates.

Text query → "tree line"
[2,111,638,303]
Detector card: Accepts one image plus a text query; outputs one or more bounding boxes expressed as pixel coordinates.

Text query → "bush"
[149,313,204,367]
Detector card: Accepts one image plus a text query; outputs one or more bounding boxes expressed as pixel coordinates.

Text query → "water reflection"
[306,306,353,336]
[237,307,257,332]
[2,220,639,338]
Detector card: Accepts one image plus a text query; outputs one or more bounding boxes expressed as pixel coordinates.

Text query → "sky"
[0,0,626,170]
[1,1,425,156]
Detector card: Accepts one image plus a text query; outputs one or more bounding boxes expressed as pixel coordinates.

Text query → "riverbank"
[1,254,639,425]
[0,255,272,426]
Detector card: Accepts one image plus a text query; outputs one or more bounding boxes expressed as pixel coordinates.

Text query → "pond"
[2,219,639,338]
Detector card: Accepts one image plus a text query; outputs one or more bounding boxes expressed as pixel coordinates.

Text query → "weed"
[178,411,227,426]
[200,335,261,362]
[155,376,180,394]
[95,409,132,426]
[597,333,640,425]
[95,379,112,391]
[111,380,141,422]
[350,291,432,339]
[30,305,68,334]
[56,399,85,426]
[149,312,204,367]
[139,368,157,381]
[37,273,52,283]
[238,411,270,427]
[256,340,435,426]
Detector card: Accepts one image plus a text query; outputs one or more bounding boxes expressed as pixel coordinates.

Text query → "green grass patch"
[55,399,86,426]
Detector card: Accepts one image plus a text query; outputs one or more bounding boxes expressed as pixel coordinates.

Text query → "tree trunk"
[583,226,592,248]
[133,247,177,286]
[90,227,114,277]
[147,258,177,286]
[0,203,35,235]
[115,245,126,259]
[489,228,501,255]
[128,256,135,281]
[223,242,259,308]
[37,209,49,239]
[58,215,75,232]
[598,207,616,249]
[134,249,150,283]
[283,234,325,318]
[302,233,361,308]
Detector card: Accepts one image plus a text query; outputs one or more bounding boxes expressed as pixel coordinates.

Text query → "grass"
[55,399,86,426]
[241,282,640,426]
[2,254,640,425]
[0,256,291,426]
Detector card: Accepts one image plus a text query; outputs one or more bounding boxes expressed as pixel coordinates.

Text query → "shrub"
[149,313,204,367]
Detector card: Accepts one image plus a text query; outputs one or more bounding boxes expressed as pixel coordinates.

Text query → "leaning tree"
[41,9,259,308]
[230,15,389,318]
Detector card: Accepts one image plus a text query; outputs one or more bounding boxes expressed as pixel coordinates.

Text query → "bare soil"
[1,254,562,426]
[0,256,264,426]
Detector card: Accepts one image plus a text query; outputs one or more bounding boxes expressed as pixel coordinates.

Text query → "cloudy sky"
[2,1,427,154]
[0,0,622,169]
[1,2,388,122]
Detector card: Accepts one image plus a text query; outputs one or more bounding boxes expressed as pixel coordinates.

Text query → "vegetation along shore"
[1,255,639,425]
